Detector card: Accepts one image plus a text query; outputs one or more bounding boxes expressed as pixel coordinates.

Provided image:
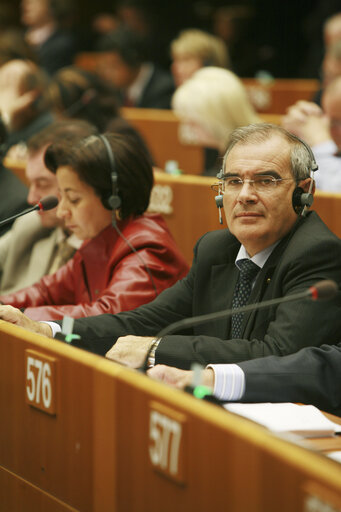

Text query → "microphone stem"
[0,205,38,227]
[157,289,310,337]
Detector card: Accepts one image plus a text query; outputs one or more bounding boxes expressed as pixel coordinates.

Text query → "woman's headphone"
[98,134,121,218]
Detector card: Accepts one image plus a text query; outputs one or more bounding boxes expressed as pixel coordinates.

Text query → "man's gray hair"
[222,123,314,182]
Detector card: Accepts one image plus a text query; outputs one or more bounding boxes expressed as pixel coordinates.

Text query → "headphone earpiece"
[214,180,224,225]
[98,135,121,216]
[290,135,317,216]
[215,194,223,209]
[292,186,314,214]
[107,172,121,210]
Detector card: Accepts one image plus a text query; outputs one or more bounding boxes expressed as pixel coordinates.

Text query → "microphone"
[140,279,338,374]
[0,195,59,227]
[157,279,339,338]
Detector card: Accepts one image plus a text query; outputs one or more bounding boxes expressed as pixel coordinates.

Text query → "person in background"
[282,76,341,191]
[170,29,229,88]
[0,59,53,159]
[0,133,188,319]
[172,66,260,175]
[0,58,54,235]
[96,26,175,109]
[0,29,36,67]
[0,119,97,294]
[47,66,120,132]
[314,39,341,105]
[20,0,77,75]
[47,65,155,164]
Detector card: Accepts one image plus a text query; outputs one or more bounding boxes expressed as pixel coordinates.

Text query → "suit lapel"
[208,261,239,339]
[242,264,276,337]
[241,236,290,338]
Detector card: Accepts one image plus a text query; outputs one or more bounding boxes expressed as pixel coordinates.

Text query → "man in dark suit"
[1,124,341,376]
[96,26,175,109]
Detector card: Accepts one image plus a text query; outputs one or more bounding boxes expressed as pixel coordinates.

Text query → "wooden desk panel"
[150,172,221,264]
[113,366,341,512]
[243,78,319,114]
[121,107,204,174]
[0,322,119,511]
[1,322,341,511]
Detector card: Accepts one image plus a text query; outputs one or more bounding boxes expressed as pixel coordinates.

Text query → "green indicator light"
[64,334,81,344]
[193,385,212,399]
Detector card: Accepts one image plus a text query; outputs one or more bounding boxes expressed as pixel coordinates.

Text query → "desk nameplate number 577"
[148,401,187,485]
[25,349,57,415]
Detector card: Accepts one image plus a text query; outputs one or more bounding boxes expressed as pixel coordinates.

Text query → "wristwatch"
[147,338,161,368]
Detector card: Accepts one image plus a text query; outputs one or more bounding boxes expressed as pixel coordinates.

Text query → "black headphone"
[291,136,318,215]
[214,135,318,223]
[98,134,122,215]
[98,134,158,297]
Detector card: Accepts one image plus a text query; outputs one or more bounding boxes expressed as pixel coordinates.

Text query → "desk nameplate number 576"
[25,349,57,415]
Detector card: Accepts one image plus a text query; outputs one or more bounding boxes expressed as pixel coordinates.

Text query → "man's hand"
[281,100,331,146]
[105,335,156,368]
[0,305,52,337]
[148,365,215,391]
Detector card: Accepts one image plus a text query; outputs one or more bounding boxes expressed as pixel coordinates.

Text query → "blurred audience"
[47,65,154,161]
[314,39,341,105]
[21,0,77,75]
[0,119,97,294]
[96,26,175,109]
[0,29,36,67]
[170,28,229,87]
[0,59,53,159]
[47,66,119,131]
[212,5,257,77]
[0,133,188,319]
[172,66,260,175]
[324,12,341,47]
[0,58,55,236]
[282,76,341,191]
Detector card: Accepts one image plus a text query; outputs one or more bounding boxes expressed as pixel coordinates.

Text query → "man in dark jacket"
[96,26,175,109]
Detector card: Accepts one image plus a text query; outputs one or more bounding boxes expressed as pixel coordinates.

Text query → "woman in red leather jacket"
[0,133,189,319]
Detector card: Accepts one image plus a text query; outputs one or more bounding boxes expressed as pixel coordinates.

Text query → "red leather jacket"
[0,214,189,320]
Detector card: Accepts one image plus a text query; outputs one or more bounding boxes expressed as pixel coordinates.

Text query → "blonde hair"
[172,66,260,151]
[324,13,341,44]
[171,29,229,68]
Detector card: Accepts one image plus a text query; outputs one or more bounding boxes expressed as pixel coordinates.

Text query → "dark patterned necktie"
[231,259,260,338]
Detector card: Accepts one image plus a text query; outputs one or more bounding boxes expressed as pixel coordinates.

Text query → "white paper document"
[328,451,341,463]
[224,402,341,438]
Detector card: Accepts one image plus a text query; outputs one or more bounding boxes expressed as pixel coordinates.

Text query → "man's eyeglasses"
[211,175,294,194]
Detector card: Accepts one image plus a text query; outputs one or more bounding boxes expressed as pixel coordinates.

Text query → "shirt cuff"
[206,364,246,401]
[40,321,61,338]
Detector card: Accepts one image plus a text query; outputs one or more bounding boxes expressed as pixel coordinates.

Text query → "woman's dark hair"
[44,132,154,219]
